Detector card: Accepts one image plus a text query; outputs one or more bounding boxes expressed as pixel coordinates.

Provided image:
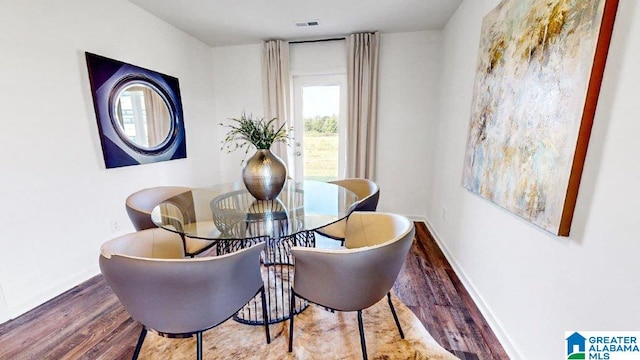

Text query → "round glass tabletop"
[150,180,359,241]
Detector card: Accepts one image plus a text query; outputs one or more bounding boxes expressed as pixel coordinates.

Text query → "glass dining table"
[150,180,359,325]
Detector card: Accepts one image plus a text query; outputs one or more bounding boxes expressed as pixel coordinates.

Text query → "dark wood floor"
[0,222,509,359]
[393,223,509,360]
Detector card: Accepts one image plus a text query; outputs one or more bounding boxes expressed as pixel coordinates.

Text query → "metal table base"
[214,230,315,325]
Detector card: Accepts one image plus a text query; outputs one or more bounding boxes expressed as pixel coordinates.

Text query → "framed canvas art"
[462,0,619,236]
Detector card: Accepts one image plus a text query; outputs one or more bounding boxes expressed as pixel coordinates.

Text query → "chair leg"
[196,332,203,360]
[260,286,271,343]
[288,291,296,352]
[357,310,368,360]
[132,327,147,360]
[179,234,189,257]
[387,292,405,339]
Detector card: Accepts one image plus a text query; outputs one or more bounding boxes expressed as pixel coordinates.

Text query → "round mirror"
[112,80,173,151]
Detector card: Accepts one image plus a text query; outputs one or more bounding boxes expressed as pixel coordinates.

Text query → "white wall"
[210,32,442,218]
[211,44,265,179]
[0,0,217,322]
[290,40,347,74]
[0,285,7,321]
[376,31,441,217]
[431,0,640,358]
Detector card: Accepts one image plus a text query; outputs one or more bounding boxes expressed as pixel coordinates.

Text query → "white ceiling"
[128,0,463,47]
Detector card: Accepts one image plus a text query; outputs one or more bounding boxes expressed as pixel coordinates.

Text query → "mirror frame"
[85,52,187,168]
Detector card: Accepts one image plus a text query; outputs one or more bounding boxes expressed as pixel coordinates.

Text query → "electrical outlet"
[110,220,120,233]
[441,207,447,221]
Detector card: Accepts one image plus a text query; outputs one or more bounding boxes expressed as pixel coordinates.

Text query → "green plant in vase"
[220,112,290,200]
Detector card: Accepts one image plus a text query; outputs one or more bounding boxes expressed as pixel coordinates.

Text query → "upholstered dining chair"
[315,178,380,243]
[125,186,214,257]
[289,212,415,360]
[99,228,270,360]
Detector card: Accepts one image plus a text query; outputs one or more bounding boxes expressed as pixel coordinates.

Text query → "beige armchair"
[315,178,380,242]
[99,228,270,360]
[125,186,214,257]
[289,212,415,360]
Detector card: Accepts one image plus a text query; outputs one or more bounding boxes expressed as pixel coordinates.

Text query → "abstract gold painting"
[462,0,618,236]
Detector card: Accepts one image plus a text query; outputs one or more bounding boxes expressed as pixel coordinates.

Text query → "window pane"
[302,85,340,181]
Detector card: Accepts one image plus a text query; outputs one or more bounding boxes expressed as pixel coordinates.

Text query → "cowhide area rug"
[139,294,459,359]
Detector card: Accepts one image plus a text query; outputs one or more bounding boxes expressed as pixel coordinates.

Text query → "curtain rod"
[289,37,346,44]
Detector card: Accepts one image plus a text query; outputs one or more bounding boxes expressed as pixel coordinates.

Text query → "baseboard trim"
[6,267,99,322]
[406,214,428,222]
[422,218,526,360]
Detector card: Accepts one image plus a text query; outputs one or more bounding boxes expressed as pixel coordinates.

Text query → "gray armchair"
[125,186,215,257]
[315,178,380,242]
[289,212,415,360]
[99,228,270,360]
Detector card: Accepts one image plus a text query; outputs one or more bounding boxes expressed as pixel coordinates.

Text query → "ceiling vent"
[295,20,320,27]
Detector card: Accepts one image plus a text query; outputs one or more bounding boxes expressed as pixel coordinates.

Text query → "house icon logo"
[566,332,587,359]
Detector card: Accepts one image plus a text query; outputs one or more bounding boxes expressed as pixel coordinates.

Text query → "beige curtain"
[346,32,380,179]
[262,40,292,168]
[142,87,170,147]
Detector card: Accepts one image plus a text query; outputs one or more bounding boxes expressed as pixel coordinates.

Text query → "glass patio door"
[291,73,347,182]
